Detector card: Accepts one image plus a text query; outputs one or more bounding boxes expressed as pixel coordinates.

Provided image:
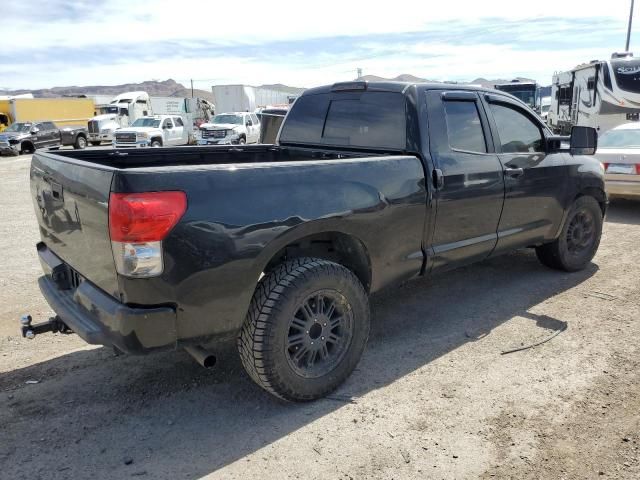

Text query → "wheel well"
[77,133,86,139]
[575,188,607,215]
[264,232,372,292]
[151,137,162,145]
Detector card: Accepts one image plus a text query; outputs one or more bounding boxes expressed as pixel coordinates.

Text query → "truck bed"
[49,144,381,169]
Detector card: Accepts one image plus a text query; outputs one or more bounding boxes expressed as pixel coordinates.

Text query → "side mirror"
[246,121,252,127]
[30,128,39,134]
[570,126,597,155]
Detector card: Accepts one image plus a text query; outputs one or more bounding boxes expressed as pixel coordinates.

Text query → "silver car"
[595,123,640,199]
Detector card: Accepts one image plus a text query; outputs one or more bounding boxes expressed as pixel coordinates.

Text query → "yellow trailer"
[4,98,95,128]
[0,100,10,131]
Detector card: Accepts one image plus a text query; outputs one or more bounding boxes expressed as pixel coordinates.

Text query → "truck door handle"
[503,167,524,178]
[433,168,444,189]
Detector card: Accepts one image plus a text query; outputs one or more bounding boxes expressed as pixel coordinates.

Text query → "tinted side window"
[443,100,487,153]
[174,117,184,127]
[163,119,173,128]
[43,122,56,130]
[489,103,544,153]
[251,114,259,124]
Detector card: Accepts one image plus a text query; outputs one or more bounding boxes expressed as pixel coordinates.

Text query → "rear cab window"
[279,91,406,150]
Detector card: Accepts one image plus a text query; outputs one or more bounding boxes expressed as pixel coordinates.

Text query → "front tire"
[150,139,162,148]
[238,257,370,401]
[536,196,603,272]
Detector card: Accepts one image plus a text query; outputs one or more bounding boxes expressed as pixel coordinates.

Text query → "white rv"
[87,91,151,145]
[548,52,640,135]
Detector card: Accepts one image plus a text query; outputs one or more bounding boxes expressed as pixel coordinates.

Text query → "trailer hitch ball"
[20,315,36,339]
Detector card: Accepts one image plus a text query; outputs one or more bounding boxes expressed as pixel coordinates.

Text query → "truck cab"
[88,92,151,145]
[113,115,188,148]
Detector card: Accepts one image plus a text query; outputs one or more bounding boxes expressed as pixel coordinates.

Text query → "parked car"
[113,115,188,148]
[197,112,260,145]
[0,121,87,155]
[24,81,605,402]
[594,122,640,199]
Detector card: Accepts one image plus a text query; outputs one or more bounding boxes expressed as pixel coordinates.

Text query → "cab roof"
[303,80,498,96]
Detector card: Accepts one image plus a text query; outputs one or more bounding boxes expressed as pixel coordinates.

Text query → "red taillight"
[109,191,187,242]
[636,164,640,175]
[602,163,609,171]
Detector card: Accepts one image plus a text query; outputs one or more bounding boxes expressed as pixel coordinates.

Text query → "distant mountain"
[0,79,306,104]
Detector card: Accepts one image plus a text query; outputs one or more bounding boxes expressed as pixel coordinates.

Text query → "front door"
[426,90,505,272]
[162,118,175,145]
[481,94,568,254]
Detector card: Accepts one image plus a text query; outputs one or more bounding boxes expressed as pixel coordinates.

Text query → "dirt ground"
[0,153,638,480]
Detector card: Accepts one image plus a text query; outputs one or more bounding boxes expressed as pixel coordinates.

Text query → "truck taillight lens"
[636,164,640,175]
[109,191,187,277]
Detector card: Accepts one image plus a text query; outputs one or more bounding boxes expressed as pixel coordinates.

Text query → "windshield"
[612,58,640,93]
[598,128,640,148]
[4,122,32,133]
[212,114,243,125]
[131,118,160,128]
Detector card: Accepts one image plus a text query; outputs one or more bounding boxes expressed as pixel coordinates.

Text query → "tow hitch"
[20,314,72,339]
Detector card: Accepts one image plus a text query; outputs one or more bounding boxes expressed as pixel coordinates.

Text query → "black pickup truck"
[25,81,606,401]
[0,121,88,155]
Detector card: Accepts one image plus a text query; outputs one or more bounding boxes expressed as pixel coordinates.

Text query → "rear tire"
[536,196,602,272]
[238,257,370,401]
[74,135,87,149]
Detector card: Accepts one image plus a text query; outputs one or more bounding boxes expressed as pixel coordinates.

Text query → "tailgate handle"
[51,182,63,200]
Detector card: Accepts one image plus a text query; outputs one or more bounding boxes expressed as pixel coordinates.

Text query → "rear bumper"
[37,246,177,354]
[606,174,640,199]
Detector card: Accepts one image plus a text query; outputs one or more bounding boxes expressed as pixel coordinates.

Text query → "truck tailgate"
[30,152,119,297]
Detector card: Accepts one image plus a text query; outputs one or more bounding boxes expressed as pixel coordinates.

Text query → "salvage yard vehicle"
[24,81,606,402]
[0,121,87,155]
[594,122,640,199]
[197,112,260,145]
[113,115,188,148]
[549,52,640,135]
[88,92,152,146]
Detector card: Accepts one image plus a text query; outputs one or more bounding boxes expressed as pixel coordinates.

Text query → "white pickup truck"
[113,115,188,148]
[197,112,260,145]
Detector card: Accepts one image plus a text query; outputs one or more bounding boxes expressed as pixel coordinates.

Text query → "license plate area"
[607,163,636,174]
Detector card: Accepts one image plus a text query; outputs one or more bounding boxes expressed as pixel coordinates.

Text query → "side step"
[20,314,72,339]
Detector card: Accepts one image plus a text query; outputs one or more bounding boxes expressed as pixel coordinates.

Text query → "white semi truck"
[548,52,640,135]
[87,92,151,145]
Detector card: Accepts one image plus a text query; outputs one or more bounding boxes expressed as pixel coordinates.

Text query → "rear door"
[426,90,505,271]
[43,122,60,147]
[481,93,568,253]
[173,116,187,144]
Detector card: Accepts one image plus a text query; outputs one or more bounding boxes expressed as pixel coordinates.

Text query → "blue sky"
[1,1,635,90]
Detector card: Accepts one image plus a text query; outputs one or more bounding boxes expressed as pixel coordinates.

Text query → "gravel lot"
[0,153,639,479]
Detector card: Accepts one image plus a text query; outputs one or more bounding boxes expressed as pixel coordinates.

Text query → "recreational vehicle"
[548,52,640,134]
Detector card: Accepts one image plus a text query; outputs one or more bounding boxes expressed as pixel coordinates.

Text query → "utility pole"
[626,0,635,51]
[190,79,194,98]
[357,68,363,80]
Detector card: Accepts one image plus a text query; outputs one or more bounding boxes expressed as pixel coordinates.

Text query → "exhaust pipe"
[185,345,216,368]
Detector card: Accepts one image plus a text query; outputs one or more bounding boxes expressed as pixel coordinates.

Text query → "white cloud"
[1,0,637,89]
